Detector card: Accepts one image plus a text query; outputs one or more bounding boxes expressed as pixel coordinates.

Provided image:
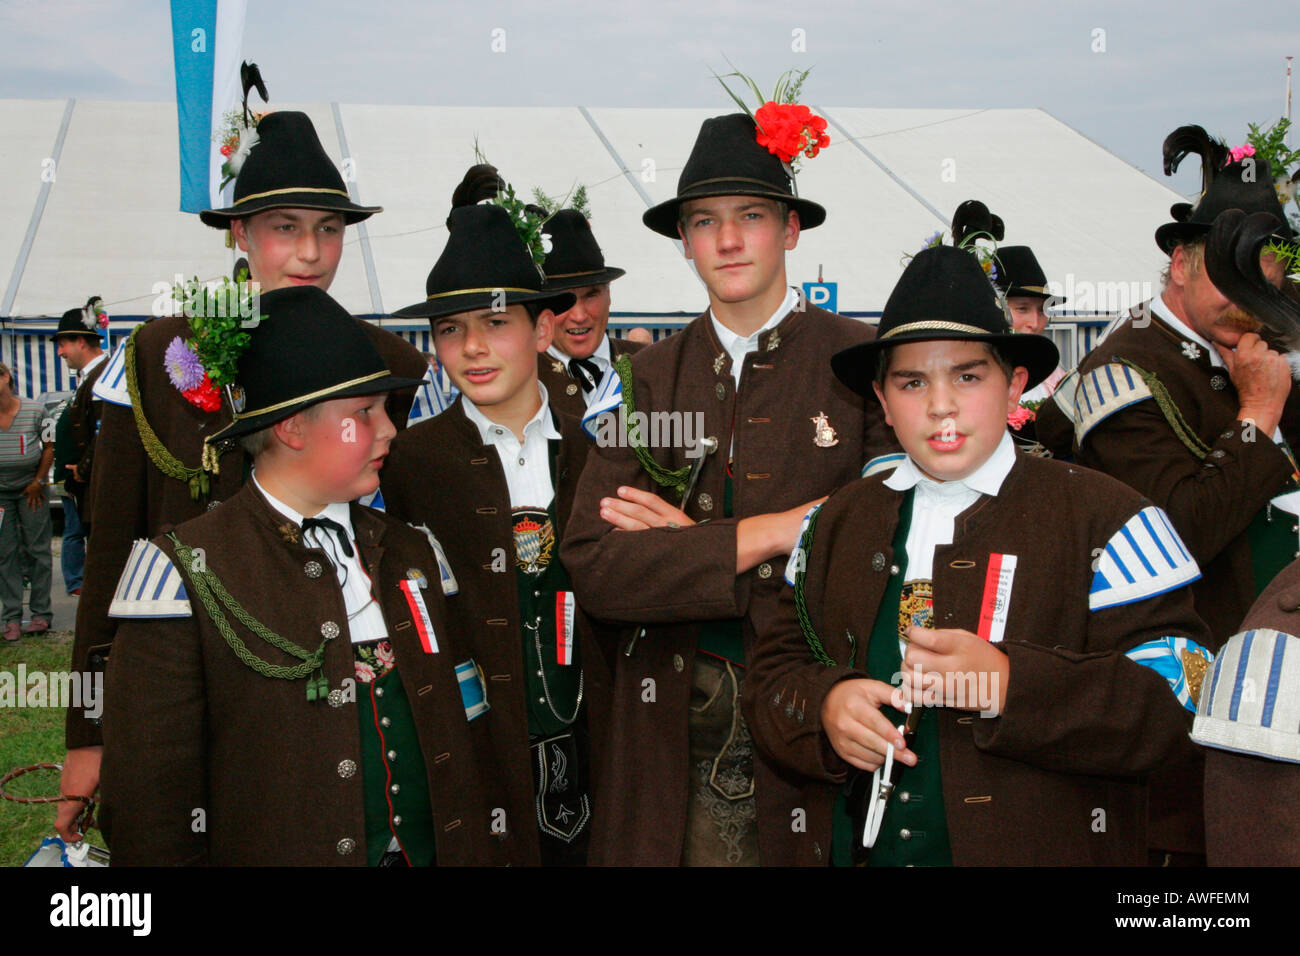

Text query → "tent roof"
[1,99,1184,319]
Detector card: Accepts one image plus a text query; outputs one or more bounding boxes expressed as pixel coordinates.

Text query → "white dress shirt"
[461,383,561,509]
[252,473,388,643]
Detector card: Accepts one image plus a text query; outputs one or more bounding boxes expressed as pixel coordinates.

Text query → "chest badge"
[766,329,781,352]
[713,353,726,375]
[1180,341,1201,361]
[551,359,566,374]
[406,568,429,590]
[811,411,839,448]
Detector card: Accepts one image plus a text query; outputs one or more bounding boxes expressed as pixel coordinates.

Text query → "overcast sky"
[0,0,1295,197]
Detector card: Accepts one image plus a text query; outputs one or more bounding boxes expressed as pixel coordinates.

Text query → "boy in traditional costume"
[560,82,893,865]
[100,286,513,866]
[59,100,427,842]
[745,242,1212,865]
[380,166,613,865]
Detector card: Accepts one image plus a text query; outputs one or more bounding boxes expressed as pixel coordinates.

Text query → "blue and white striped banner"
[108,539,192,619]
[1089,505,1200,610]
[1126,635,1213,712]
[170,0,247,213]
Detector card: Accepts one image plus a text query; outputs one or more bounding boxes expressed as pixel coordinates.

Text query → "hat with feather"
[393,164,575,321]
[830,200,1059,396]
[1155,125,1294,254]
[52,296,108,340]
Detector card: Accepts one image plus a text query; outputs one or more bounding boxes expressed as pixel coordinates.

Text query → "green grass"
[0,632,86,867]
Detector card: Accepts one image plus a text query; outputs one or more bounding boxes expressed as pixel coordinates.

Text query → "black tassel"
[951,199,1004,246]
[240,61,269,124]
[1205,209,1300,356]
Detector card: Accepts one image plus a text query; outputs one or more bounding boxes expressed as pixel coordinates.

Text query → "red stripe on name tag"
[400,579,438,653]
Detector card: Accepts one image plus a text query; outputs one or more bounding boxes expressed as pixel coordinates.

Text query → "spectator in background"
[50,298,109,595]
[0,361,54,641]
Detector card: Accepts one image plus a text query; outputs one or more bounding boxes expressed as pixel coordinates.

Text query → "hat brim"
[542,267,626,291]
[642,182,826,238]
[1155,220,1210,255]
[210,371,425,443]
[1003,286,1064,303]
[831,331,1060,399]
[200,192,382,229]
[393,288,576,321]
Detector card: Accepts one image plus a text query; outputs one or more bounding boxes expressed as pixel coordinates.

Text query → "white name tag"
[977,553,1016,644]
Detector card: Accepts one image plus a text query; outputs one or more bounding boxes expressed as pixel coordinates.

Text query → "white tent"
[2,99,1184,323]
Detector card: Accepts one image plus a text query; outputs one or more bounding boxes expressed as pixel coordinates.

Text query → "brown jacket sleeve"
[1080,396,1293,568]
[100,607,209,866]
[65,399,152,748]
[558,376,743,625]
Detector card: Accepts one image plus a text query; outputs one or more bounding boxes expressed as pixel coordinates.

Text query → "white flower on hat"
[228,125,260,177]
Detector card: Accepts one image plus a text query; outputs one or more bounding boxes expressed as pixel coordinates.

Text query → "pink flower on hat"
[1227,144,1256,164]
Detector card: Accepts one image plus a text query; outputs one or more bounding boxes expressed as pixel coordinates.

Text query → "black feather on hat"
[1155,123,1294,254]
[951,200,1005,246]
[1204,209,1300,356]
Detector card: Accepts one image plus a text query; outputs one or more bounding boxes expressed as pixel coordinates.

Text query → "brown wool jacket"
[379,398,615,866]
[100,484,523,866]
[745,453,1209,866]
[559,303,895,866]
[537,336,644,419]
[66,314,427,749]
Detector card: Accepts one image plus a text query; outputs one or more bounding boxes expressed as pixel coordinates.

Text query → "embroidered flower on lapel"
[278,522,301,545]
[1181,341,1202,361]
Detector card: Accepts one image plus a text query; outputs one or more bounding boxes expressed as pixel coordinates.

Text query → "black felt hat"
[642,113,826,238]
[831,245,1060,397]
[199,111,381,228]
[1155,125,1294,254]
[993,245,1063,303]
[211,286,423,441]
[393,202,575,320]
[51,296,105,340]
[540,209,626,290]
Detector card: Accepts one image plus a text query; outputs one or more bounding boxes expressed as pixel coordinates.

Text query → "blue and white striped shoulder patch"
[1193,627,1300,763]
[1073,362,1153,445]
[1049,367,1080,423]
[406,365,459,428]
[92,343,130,407]
[1090,505,1200,610]
[861,452,906,479]
[580,365,623,440]
[1125,636,1214,712]
[784,503,823,586]
[108,539,191,619]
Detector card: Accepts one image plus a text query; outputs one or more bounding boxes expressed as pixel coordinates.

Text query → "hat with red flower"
[51,296,109,340]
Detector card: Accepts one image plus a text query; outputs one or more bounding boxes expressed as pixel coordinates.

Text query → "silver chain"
[526,616,584,725]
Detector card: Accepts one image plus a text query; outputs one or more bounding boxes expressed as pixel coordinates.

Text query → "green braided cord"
[1115,358,1212,460]
[125,326,210,500]
[613,354,692,500]
[168,533,328,683]
[791,506,837,667]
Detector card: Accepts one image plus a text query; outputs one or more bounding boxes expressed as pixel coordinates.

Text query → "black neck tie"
[567,357,603,394]
[302,515,355,559]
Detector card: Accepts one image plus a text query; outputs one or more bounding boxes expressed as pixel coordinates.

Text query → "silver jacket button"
[337,759,357,778]
[321,621,340,640]
[304,561,324,578]
[336,838,356,855]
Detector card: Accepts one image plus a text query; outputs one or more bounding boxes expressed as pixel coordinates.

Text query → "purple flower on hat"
[164,336,206,392]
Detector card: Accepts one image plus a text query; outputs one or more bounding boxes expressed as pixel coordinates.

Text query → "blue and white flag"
[170,0,248,213]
